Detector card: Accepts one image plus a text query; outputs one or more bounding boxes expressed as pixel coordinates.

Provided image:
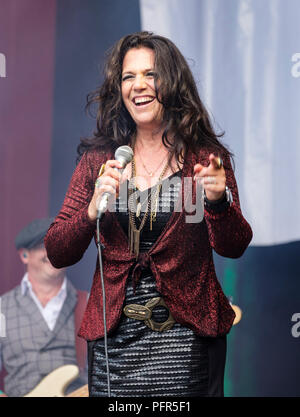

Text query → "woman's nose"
[133,75,146,90]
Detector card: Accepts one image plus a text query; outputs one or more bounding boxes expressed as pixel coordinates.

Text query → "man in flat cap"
[0,218,88,397]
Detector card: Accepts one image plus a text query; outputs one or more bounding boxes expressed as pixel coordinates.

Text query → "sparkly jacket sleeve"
[202,152,253,258]
[45,151,99,268]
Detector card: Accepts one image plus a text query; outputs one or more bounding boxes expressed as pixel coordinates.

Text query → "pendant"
[134,229,140,258]
[136,202,141,217]
[149,172,153,177]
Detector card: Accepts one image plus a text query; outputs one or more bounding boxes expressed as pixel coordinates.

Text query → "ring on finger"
[205,176,217,185]
[216,157,223,169]
[95,178,102,188]
[97,163,106,177]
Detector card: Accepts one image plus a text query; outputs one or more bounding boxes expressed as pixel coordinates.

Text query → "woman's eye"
[122,72,156,81]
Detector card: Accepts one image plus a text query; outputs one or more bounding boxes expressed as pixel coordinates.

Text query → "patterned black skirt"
[88,271,226,397]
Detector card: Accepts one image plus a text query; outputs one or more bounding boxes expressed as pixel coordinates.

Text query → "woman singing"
[45,31,252,397]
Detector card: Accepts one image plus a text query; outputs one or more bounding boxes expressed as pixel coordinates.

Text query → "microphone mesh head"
[114,145,134,165]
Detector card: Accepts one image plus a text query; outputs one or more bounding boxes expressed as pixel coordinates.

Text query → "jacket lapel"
[16,286,50,335]
[42,279,77,348]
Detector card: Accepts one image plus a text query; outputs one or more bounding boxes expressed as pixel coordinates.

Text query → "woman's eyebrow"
[122,67,154,75]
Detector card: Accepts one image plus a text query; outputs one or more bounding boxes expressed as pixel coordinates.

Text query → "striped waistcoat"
[0,280,79,397]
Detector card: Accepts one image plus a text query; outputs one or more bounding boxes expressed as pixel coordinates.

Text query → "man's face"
[20,244,66,282]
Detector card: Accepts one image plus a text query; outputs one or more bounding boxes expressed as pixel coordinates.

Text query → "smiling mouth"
[133,96,155,106]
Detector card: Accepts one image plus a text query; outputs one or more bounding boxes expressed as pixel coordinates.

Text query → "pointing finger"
[193,163,204,175]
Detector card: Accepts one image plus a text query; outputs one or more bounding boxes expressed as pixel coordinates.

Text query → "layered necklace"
[128,153,169,258]
[137,149,168,177]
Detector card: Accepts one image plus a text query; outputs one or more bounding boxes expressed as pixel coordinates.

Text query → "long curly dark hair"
[77,31,233,165]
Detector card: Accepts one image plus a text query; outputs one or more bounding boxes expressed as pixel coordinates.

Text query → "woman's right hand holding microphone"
[88,160,123,221]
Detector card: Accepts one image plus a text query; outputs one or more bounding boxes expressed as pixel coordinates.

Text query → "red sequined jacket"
[45,147,252,341]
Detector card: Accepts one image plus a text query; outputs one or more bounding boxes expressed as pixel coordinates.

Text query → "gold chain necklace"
[137,148,168,177]
[128,157,169,258]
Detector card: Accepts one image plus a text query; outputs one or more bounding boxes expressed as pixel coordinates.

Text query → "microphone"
[96,145,134,220]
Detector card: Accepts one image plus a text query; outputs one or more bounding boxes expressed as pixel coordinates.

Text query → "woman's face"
[121,47,163,131]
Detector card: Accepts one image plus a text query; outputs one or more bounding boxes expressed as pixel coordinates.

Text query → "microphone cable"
[94,145,133,397]
[96,216,111,397]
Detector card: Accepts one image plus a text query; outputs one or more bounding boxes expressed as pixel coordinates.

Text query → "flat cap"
[15,217,54,250]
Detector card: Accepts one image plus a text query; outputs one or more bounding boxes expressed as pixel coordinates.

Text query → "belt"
[123,297,176,332]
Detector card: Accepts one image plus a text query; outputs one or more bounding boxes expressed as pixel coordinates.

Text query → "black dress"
[88,171,226,397]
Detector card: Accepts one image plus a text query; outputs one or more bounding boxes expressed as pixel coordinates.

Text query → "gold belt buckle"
[123,297,176,332]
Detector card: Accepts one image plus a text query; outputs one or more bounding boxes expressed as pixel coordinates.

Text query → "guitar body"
[24,364,88,397]
[231,304,242,325]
